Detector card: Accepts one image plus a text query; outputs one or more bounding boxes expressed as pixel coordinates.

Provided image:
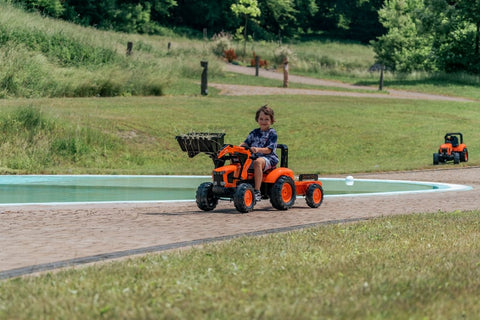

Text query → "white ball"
[345,175,354,186]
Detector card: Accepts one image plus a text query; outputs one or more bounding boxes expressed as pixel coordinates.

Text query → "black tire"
[305,183,324,208]
[270,175,296,210]
[454,152,460,164]
[196,182,218,211]
[433,153,439,165]
[460,148,469,162]
[233,183,255,213]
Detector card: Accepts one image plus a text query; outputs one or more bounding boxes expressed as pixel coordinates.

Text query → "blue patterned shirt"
[243,128,279,166]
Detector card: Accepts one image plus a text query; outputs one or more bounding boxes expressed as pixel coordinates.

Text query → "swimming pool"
[0,175,471,206]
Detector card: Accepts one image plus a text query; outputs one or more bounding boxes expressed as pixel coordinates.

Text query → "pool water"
[0,175,471,205]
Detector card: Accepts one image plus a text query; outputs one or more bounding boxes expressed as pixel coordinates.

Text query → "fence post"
[126,42,133,56]
[255,56,260,77]
[201,61,208,96]
[283,57,289,88]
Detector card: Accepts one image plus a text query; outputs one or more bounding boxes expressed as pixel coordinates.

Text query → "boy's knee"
[253,158,265,168]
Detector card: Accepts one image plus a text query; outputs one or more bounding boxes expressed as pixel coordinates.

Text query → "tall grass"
[0,105,125,173]
[0,2,222,98]
[1,211,479,319]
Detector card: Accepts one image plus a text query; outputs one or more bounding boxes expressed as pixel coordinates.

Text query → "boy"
[240,105,279,202]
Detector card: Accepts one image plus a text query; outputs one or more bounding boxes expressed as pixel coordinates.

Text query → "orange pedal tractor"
[176,133,324,213]
[433,132,468,165]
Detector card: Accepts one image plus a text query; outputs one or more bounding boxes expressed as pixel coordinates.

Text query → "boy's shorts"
[263,157,273,171]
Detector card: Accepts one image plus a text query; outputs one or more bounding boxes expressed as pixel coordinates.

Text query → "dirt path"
[214,63,475,102]
[1,167,479,278]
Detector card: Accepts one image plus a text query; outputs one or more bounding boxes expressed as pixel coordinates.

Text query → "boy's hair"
[255,105,275,124]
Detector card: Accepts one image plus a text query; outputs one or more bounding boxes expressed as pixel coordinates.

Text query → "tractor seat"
[451,136,459,147]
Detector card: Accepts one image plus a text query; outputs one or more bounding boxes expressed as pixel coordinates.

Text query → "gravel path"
[214,63,475,102]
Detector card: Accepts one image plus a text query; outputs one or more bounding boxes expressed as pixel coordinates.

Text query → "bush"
[224,48,237,62]
[211,31,233,57]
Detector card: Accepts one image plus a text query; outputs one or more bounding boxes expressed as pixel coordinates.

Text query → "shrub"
[273,45,295,65]
[224,48,237,62]
[250,51,268,68]
[211,31,232,57]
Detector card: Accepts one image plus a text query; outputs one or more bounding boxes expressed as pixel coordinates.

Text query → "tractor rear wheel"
[270,176,296,210]
[196,182,218,211]
[461,148,469,162]
[233,183,255,213]
[433,153,439,165]
[305,183,324,208]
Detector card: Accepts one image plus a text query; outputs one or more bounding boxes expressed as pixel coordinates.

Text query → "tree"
[424,0,480,72]
[231,0,261,54]
[372,0,436,72]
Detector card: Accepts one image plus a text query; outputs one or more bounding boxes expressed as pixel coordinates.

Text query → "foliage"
[10,0,385,42]
[224,48,237,62]
[211,31,233,56]
[373,0,435,72]
[250,51,268,67]
[373,0,480,73]
[231,0,261,54]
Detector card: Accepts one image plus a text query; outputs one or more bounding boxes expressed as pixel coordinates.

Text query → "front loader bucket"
[175,132,225,160]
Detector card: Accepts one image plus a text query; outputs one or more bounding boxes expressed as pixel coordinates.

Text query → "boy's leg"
[253,158,266,201]
[253,158,266,190]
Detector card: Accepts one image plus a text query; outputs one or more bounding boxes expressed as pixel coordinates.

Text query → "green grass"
[1,211,479,319]
[0,95,478,175]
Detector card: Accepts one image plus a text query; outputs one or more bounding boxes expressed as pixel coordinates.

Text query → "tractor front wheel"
[270,176,296,210]
[305,183,324,208]
[433,153,439,165]
[454,152,460,164]
[196,182,218,211]
[233,183,255,213]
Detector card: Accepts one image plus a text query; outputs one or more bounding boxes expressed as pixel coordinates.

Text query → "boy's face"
[257,111,272,131]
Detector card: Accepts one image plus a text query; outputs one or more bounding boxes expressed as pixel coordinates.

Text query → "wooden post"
[283,57,289,88]
[255,55,260,77]
[379,64,384,91]
[201,61,208,96]
[203,28,207,40]
[168,42,171,51]
[126,42,133,56]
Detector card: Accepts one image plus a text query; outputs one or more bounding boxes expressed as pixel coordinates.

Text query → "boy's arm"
[250,147,272,154]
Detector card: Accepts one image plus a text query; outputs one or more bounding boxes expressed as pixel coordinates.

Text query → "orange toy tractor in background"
[433,132,468,165]
[176,133,323,213]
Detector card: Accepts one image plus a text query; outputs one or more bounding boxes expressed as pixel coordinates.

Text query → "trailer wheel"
[461,148,468,162]
[270,176,296,210]
[233,183,255,213]
[196,182,218,211]
[454,152,460,164]
[305,184,324,208]
[433,153,439,165]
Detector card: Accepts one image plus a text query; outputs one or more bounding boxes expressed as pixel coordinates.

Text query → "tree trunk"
[243,16,248,56]
[476,21,480,55]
